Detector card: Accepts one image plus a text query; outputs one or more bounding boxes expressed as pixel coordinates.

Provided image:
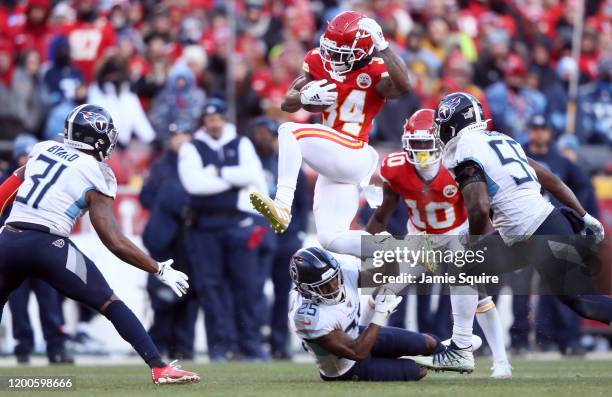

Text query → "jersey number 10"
[15,155,67,209]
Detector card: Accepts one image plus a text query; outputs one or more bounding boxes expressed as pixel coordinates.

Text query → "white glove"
[156,259,190,297]
[358,17,389,51]
[300,79,337,106]
[582,213,605,244]
[371,287,403,326]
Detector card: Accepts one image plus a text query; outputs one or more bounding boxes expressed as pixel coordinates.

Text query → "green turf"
[1,358,611,397]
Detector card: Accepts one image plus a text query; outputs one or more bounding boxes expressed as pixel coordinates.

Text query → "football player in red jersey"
[250,11,410,257]
[365,109,512,379]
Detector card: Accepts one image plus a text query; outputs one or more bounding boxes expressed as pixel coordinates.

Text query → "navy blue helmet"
[64,104,118,162]
[434,92,487,146]
[290,247,345,304]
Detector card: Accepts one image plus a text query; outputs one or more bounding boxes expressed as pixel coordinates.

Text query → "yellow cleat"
[249,192,291,234]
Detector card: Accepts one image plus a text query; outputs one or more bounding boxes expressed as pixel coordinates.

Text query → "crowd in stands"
[1,1,611,175]
[0,0,611,360]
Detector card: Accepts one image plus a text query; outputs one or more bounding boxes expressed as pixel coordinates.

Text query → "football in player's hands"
[300,79,337,109]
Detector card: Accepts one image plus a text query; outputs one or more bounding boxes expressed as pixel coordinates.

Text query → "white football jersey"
[7,140,117,237]
[443,130,554,245]
[289,258,361,378]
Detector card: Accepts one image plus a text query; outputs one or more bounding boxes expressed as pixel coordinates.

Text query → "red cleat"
[151,360,200,385]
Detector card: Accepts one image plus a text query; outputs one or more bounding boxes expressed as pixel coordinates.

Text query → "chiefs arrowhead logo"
[437,97,462,122]
[82,111,109,133]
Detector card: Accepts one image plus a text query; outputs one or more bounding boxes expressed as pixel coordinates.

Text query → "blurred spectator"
[473,28,510,89]
[44,82,88,140]
[233,55,263,133]
[149,62,206,142]
[60,0,116,83]
[133,34,173,101]
[576,57,612,145]
[10,49,47,137]
[402,25,442,79]
[141,125,197,360]
[372,89,420,144]
[486,54,546,142]
[250,116,309,359]
[9,0,53,60]
[178,99,268,361]
[239,0,283,52]
[43,35,84,106]
[88,55,155,146]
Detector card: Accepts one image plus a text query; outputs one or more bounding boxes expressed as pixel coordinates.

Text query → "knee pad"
[477,296,496,313]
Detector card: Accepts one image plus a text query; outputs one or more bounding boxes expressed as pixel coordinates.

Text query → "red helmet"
[319,11,374,79]
[402,109,441,166]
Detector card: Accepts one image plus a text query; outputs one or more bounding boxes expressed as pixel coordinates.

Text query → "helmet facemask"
[98,126,118,161]
[402,130,442,167]
[298,268,345,305]
[319,31,371,80]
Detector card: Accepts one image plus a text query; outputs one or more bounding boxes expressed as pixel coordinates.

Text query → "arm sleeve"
[454,160,486,191]
[220,137,267,190]
[178,142,232,195]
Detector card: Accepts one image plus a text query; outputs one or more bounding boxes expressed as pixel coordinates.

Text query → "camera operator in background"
[140,122,197,360]
[178,98,268,361]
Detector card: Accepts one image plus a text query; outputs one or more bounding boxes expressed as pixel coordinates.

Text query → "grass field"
[1,358,611,397]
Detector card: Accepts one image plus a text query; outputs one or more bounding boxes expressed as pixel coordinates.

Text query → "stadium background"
[0,0,611,359]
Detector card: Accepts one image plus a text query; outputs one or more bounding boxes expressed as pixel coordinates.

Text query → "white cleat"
[249,192,291,234]
[490,361,513,379]
[412,341,475,374]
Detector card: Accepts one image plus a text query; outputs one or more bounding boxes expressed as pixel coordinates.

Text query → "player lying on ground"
[412,92,612,372]
[250,11,411,256]
[363,109,511,378]
[0,104,199,384]
[289,246,481,381]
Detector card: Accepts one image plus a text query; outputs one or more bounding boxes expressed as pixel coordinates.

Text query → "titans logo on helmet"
[82,111,109,133]
[437,96,462,122]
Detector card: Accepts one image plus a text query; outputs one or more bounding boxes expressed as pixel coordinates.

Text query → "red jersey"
[60,20,116,83]
[302,48,387,142]
[380,151,467,234]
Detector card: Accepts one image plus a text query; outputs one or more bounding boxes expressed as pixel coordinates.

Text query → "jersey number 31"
[16,155,67,209]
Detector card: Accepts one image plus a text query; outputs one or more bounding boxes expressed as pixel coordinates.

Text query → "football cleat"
[249,192,291,234]
[490,360,513,379]
[151,360,200,385]
[412,341,475,374]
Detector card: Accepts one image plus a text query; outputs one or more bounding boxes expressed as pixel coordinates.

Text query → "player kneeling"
[289,247,447,381]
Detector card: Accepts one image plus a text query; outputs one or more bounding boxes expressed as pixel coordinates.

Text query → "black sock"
[103,300,165,368]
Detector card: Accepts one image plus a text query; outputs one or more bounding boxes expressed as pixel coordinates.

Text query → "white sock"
[450,286,478,348]
[476,297,509,364]
[274,125,302,209]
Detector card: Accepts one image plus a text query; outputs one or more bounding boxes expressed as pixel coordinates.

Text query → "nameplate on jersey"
[47,145,80,162]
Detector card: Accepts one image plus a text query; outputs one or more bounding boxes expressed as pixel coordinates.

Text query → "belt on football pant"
[6,221,53,234]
